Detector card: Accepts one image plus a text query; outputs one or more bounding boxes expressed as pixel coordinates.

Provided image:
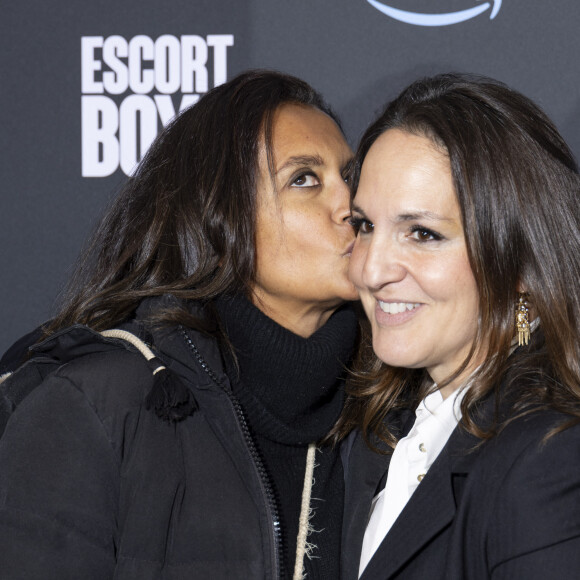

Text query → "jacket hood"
[31,323,146,364]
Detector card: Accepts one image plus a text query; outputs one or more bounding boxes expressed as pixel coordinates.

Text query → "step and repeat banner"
[1,0,579,351]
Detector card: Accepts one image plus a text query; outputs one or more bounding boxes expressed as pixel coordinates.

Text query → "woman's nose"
[359,236,406,290]
[333,180,354,225]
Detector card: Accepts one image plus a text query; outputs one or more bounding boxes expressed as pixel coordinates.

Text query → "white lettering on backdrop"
[81,34,234,177]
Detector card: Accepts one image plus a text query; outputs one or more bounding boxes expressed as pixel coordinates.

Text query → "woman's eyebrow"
[350,204,368,217]
[396,211,453,223]
[276,154,323,175]
[349,207,454,223]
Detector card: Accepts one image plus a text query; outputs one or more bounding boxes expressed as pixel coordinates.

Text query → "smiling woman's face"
[349,129,482,395]
[251,103,357,337]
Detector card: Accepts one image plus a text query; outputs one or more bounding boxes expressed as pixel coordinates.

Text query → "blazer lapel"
[342,432,392,579]
[342,409,415,580]
[360,424,480,579]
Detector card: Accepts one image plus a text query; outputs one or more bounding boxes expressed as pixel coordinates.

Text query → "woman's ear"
[516,280,528,294]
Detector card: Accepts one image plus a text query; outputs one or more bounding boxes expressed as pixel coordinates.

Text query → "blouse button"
[417,473,426,482]
[419,443,426,453]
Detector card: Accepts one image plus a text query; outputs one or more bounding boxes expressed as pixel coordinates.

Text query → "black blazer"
[342,400,580,579]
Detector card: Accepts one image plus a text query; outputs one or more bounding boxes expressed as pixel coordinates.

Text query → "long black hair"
[47,70,340,333]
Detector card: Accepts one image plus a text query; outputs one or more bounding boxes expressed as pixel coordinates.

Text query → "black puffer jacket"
[0,296,348,579]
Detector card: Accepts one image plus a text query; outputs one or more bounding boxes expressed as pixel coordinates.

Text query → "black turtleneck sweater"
[215,295,358,580]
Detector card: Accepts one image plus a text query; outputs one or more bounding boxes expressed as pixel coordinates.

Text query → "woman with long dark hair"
[0,70,358,579]
[338,73,580,579]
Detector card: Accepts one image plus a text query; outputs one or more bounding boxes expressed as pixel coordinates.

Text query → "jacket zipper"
[180,327,283,580]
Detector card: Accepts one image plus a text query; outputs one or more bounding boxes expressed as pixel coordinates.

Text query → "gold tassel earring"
[515,293,530,346]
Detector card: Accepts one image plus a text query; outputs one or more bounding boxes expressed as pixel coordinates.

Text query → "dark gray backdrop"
[2,0,579,352]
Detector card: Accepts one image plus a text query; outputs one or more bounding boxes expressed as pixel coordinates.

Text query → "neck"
[250,291,345,338]
[214,293,358,443]
[432,358,485,400]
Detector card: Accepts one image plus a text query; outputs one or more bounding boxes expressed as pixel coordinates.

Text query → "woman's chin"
[340,281,361,302]
[371,339,420,370]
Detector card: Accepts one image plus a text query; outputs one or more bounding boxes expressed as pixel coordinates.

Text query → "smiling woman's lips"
[374,300,424,326]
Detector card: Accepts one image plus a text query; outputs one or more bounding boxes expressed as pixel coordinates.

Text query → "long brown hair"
[332,73,580,448]
[45,70,341,334]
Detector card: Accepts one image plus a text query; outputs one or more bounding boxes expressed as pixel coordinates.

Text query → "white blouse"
[358,387,467,577]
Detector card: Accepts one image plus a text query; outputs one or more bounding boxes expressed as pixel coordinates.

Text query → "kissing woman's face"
[252,103,357,337]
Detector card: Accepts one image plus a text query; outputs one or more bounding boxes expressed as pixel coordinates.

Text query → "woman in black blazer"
[335,73,580,579]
